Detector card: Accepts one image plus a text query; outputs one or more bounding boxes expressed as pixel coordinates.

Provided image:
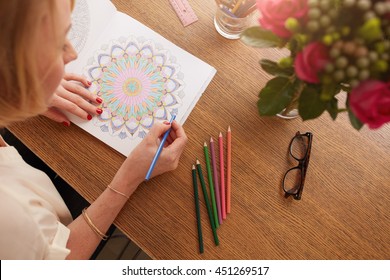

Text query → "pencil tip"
[196,159,200,164]
[219,132,222,137]
[210,137,214,142]
[192,164,195,169]
[204,142,207,146]
[228,126,231,131]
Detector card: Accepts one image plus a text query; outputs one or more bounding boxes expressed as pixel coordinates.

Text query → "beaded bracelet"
[107,185,130,199]
[82,208,108,240]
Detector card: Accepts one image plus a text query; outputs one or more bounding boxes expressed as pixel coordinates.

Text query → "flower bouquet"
[241,0,390,129]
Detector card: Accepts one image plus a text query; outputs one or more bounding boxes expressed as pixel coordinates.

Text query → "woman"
[0,0,187,259]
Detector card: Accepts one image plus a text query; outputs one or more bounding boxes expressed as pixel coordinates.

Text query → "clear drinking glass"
[214,0,257,39]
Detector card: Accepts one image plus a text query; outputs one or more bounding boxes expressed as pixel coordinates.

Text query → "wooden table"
[8,0,390,259]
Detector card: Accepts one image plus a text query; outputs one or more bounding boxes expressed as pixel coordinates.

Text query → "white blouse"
[0,136,73,259]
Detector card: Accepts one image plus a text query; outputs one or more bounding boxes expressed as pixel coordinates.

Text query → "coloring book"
[66,0,216,156]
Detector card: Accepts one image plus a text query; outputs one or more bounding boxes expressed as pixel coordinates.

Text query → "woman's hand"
[42,73,103,126]
[111,120,188,192]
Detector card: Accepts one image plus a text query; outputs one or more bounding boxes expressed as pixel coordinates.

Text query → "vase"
[276,105,299,119]
[276,84,303,120]
[276,100,299,119]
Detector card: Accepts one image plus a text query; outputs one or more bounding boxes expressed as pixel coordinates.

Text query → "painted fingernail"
[163,121,171,125]
[96,97,103,104]
[87,81,92,86]
[87,114,92,120]
[62,121,70,127]
[96,108,103,115]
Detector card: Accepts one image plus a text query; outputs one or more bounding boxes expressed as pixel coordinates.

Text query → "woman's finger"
[41,107,70,126]
[64,72,91,88]
[60,80,100,105]
[49,94,92,120]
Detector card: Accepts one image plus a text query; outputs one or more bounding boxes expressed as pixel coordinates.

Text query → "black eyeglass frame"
[282,131,313,200]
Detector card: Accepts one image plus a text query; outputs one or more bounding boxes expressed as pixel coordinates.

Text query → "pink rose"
[294,42,329,84]
[257,0,308,38]
[349,80,390,129]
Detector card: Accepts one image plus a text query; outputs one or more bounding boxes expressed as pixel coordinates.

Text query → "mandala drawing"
[86,37,184,140]
[68,0,90,53]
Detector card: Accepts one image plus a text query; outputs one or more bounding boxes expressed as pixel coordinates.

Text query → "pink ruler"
[169,0,198,27]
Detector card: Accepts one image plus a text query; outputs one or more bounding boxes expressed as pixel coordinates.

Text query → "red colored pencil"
[219,132,226,220]
[227,126,232,214]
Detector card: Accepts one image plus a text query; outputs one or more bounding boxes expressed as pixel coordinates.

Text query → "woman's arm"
[65,120,187,259]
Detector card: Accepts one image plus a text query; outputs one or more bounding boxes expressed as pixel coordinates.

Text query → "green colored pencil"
[196,160,219,246]
[204,142,219,228]
[192,165,204,254]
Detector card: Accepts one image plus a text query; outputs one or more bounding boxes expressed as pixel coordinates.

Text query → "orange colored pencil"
[227,126,232,214]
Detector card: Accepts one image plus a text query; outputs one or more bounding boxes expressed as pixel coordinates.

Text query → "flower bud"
[373,60,388,72]
[358,18,383,42]
[341,26,351,36]
[307,21,320,33]
[356,57,370,68]
[334,70,345,82]
[336,56,348,68]
[347,66,358,78]
[278,57,293,68]
[357,0,371,10]
[344,0,355,8]
[325,63,335,73]
[358,69,370,80]
[308,8,321,19]
[320,15,331,27]
[343,41,356,55]
[350,79,360,88]
[285,17,300,32]
[375,42,386,54]
[322,34,333,45]
[355,46,368,57]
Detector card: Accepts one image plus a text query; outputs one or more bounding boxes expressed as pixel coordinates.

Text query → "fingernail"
[163,121,171,125]
[62,121,70,127]
[96,108,103,115]
[87,81,92,86]
[96,97,103,104]
[87,114,92,120]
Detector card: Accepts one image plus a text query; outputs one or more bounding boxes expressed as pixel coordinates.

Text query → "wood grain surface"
[8,0,390,259]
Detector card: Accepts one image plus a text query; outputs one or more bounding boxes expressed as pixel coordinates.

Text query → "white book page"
[67,0,117,70]
[66,1,216,156]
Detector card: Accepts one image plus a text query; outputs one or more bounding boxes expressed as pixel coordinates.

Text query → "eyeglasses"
[282,131,313,200]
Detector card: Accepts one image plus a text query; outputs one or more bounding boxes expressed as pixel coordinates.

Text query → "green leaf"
[320,83,341,101]
[298,86,327,120]
[257,77,296,115]
[259,59,294,77]
[241,26,283,48]
[326,97,338,120]
[348,109,364,130]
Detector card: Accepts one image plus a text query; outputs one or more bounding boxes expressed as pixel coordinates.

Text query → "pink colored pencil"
[219,132,226,220]
[227,126,232,214]
[210,137,222,225]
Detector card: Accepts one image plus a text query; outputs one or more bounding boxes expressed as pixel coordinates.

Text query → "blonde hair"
[0,0,74,127]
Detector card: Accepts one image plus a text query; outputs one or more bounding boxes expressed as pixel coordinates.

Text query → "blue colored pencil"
[145,115,176,180]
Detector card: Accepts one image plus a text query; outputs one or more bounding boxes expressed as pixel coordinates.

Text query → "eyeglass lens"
[284,167,302,195]
[290,134,309,160]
